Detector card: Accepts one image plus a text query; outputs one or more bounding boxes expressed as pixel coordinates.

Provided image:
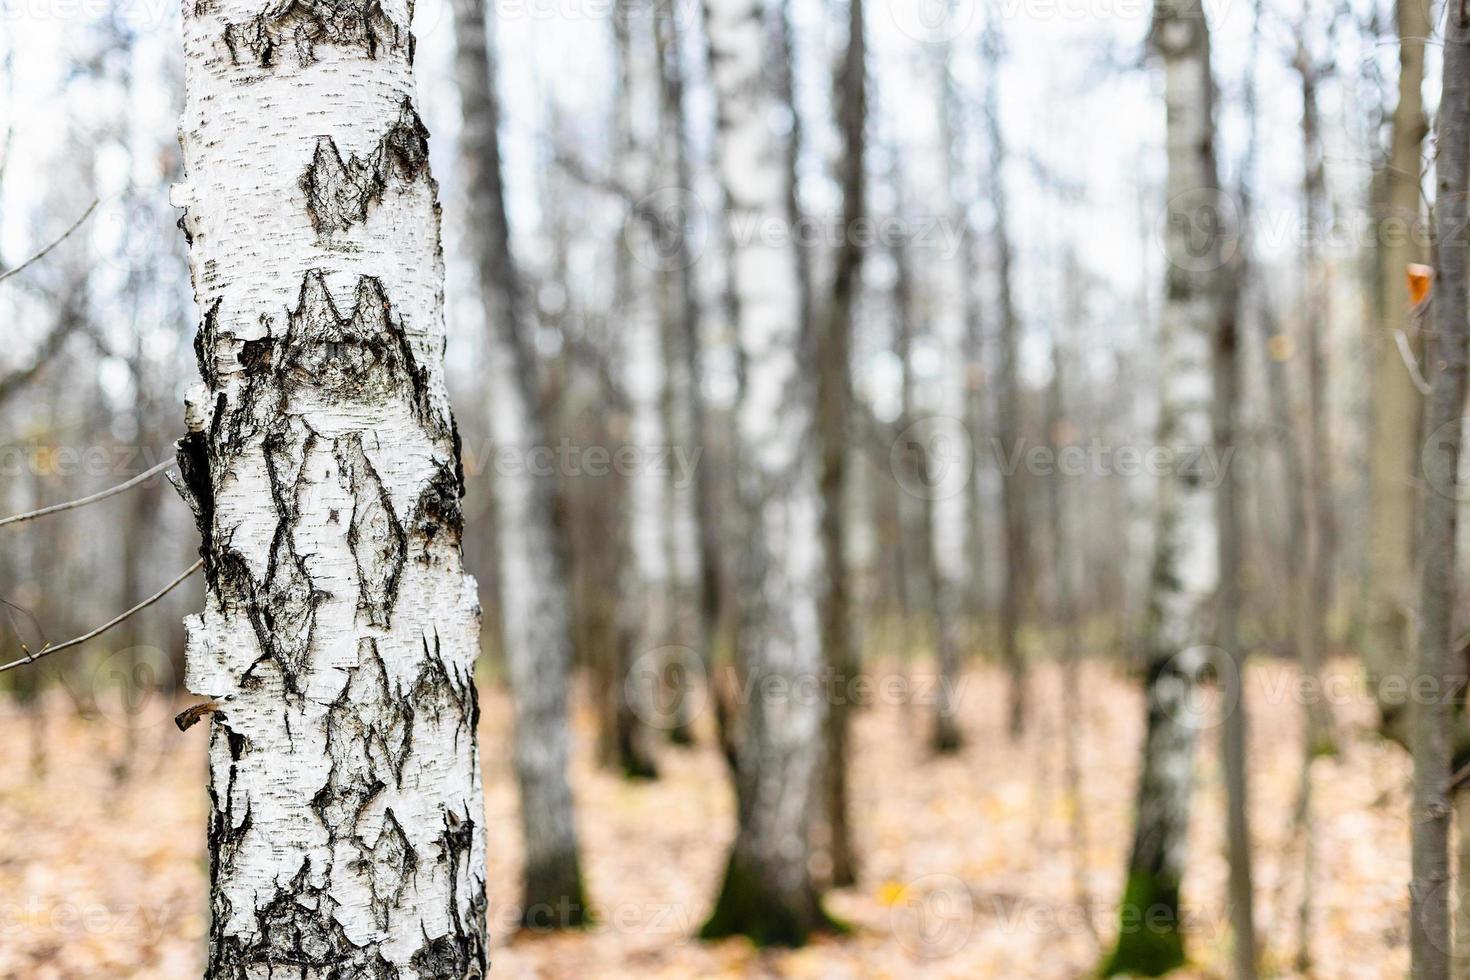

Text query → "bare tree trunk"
[452,0,586,927]
[654,0,714,748]
[816,0,866,885]
[699,0,831,945]
[1046,283,1094,941]
[612,0,667,780]
[981,24,1027,739]
[1367,0,1430,746]
[1220,5,1264,975]
[1289,33,1335,972]
[173,1,488,973]
[1103,0,1224,972]
[1411,10,1470,975]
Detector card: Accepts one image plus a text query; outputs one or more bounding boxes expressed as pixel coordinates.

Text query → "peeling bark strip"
[176,0,487,976]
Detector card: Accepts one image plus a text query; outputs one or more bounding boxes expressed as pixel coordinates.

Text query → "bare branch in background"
[0,198,98,286]
[0,558,201,674]
[0,457,176,529]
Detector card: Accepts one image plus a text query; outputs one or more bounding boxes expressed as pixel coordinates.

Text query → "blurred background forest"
[0,0,1460,974]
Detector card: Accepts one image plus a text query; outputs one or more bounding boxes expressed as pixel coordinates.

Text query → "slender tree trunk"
[1103,0,1224,972]
[173,1,488,972]
[1411,9,1470,975]
[981,24,1027,739]
[816,0,866,885]
[451,0,586,927]
[929,30,970,756]
[1367,0,1430,745]
[1289,35,1334,972]
[890,211,955,750]
[699,0,831,945]
[1046,292,1094,940]
[654,0,714,748]
[611,0,666,779]
[1220,7,1264,976]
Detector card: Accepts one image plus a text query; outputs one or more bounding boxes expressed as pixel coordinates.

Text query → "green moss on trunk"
[698,855,838,947]
[1100,870,1185,977]
[519,855,590,932]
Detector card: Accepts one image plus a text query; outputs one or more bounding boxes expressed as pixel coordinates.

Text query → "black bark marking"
[358,807,417,930]
[208,858,399,979]
[313,639,413,849]
[280,271,438,431]
[173,429,217,581]
[411,632,474,736]
[410,457,464,553]
[411,808,487,979]
[335,435,406,627]
[222,0,403,69]
[301,100,431,236]
[194,298,223,388]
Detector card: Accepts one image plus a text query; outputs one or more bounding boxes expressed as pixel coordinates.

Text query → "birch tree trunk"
[699,0,830,945]
[172,0,488,974]
[981,24,1028,739]
[612,0,667,779]
[451,0,587,927]
[1103,0,1224,971]
[653,0,712,748]
[1366,0,1429,745]
[816,0,865,885]
[1411,8,1470,975]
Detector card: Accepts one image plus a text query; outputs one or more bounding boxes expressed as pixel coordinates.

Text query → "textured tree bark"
[611,0,666,780]
[981,24,1028,740]
[653,0,712,748]
[172,1,489,975]
[1366,0,1429,746]
[1411,8,1470,976]
[698,0,830,946]
[815,0,865,885]
[451,0,587,928]
[1103,0,1224,973]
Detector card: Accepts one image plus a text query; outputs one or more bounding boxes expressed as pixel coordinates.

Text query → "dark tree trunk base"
[519,856,591,933]
[1100,870,1185,977]
[698,856,842,947]
[932,716,964,754]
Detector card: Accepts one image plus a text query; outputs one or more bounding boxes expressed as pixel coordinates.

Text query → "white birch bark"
[699,0,828,944]
[615,0,677,750]
[172,2,487,974]
[1104,0,1223,972]
[450,0,585,925]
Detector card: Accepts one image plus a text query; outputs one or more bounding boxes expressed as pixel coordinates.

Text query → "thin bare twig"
[0,457,176,529]
[0,198,99,286]
[0,559,202,674]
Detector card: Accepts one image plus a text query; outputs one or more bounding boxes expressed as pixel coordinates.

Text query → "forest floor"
[0,656,1411,979]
